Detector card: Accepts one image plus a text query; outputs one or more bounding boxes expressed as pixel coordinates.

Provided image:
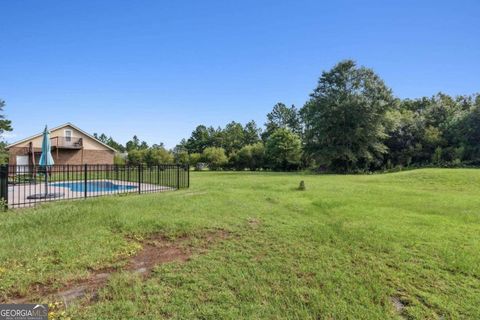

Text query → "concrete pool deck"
[7,179,175,208]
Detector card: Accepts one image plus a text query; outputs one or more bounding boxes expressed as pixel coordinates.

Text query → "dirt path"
[8,229,229,306]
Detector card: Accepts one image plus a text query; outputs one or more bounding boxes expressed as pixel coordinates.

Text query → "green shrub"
[265,128,302,171]
[202,147,228,170]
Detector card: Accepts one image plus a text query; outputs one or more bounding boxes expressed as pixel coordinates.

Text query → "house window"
[65,129,72,142]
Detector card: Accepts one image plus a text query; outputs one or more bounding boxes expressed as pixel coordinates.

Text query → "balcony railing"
[51,136,83,149]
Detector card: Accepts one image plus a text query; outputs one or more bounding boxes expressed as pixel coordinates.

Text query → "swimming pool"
[52,181,137,192]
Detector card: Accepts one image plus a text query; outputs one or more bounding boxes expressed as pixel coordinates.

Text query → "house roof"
[6,122,118,152]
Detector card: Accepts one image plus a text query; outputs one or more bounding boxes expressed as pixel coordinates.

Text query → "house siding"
[9,125,110,151]
[53,149,114,165]
[7,124,116,165]
[82,150,114,164]
[8,147,29,165]
[8,147,114,165]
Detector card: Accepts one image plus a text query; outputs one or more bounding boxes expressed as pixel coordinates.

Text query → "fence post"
[138,164,142,194]
[176,164,180,189]
[84,163,88,198]
[0,164,8,209]
[187,164,190,188]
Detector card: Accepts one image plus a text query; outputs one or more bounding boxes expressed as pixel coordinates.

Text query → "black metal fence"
[0,164,189,208]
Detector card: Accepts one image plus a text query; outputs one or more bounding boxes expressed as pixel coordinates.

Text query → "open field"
[0,169,479,319]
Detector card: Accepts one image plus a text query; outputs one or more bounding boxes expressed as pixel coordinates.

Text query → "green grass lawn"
[1,169,479,319]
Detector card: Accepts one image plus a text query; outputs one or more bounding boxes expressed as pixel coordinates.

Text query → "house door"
[16,155,31,174]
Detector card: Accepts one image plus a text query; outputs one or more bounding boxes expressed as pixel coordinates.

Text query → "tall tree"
[139,141,149,150]
[106,137,126,153]
[263,103,302,139]
[126,135,141,151]
[221,121,245,155]
[301,60,394,172]
[0,100,13,164]
[384,105,423,167]
[459,95,480,162]
[243,120,261,145]
[151,142,165,149]
[94,132,125,152]
[206,126,224,148]
[265,128,302,171]
[98,133,108,143]
[0,100,12,136]
[185,125,212,153]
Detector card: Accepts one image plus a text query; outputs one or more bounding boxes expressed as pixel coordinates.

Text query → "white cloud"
[1,132,18,142]
[2,132,17,138]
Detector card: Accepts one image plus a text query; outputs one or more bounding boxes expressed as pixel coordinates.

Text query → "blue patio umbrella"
[39,126,54,196]
[27,126,63,200]
[39,126,54,168]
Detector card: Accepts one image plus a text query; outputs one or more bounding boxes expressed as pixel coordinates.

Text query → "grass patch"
[0,169,479,318]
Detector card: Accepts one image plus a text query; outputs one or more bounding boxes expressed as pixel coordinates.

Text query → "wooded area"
[175,60,480,172]
[2,60,479,173]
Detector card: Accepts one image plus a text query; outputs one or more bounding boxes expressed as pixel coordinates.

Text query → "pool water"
[52,181,137,192]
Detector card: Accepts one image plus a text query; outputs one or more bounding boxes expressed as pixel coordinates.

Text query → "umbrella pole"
[45,169,48,196]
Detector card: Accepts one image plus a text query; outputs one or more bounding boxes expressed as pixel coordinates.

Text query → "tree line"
[1,59,479,172]
[176,60,480,172]
[92,133,174,166]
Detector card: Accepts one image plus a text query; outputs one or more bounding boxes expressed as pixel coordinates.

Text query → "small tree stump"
[298,180,306,191]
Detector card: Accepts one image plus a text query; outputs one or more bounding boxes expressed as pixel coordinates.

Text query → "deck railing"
[51,136,83,148]
[0,164,189,208]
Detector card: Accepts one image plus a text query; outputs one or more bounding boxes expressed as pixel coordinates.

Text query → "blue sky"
[1,0,479,148]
